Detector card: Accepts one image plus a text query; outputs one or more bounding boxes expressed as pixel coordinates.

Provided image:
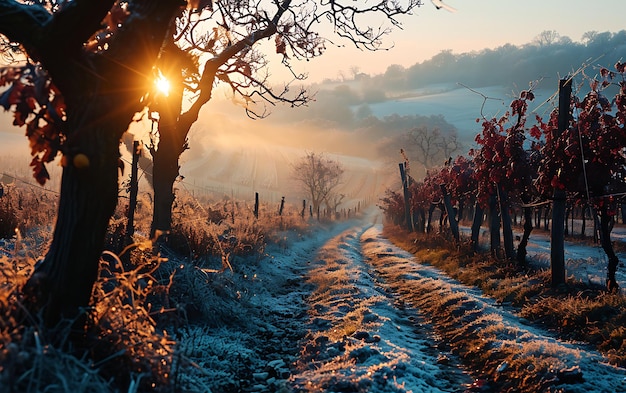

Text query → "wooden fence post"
[126,140,140,242]
[551,78,571,287]
[399,163,413,232]
[254,192,259,219]
[279,196,285,216]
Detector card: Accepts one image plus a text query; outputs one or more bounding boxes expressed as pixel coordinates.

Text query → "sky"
[295,0,626,82]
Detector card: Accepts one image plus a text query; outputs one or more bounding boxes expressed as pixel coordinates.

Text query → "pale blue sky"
[298,0,626,82]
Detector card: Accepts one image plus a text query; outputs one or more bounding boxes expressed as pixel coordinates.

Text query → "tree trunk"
[489,195,501,258]
[150,74,185,238]
[564,206,570,236]
[470,202,484,253]
[517,205,533,266]
[24,120,125,328]
[19,1,184,328]
[499,187,515,260]
[427,202,436,233]
[599,204,620,292]
[440,184,459,242]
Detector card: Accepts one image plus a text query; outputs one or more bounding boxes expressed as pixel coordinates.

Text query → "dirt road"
[176,214,626,392]
[288,218,626,392]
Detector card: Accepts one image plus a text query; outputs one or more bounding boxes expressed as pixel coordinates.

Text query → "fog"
[2,30,625,208]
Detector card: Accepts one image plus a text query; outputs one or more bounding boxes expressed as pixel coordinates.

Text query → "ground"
[173,210,626,392]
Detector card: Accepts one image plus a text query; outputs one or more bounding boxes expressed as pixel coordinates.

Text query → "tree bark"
[25,119,122,327]
[427,202,436,233]
[470,202,483,253]
[599,204,620,292]
[499,187,515,260]
[517,203,533,266]
[150,79,185,238]
[14,1,184,328]
[489,195,501,258]
[440,184,459,242]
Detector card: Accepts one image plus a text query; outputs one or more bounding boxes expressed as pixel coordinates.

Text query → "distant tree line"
[362,30,626,92]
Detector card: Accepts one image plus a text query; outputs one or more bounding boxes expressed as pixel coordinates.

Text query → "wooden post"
[279,196,285,216]
[551,78,571,287]
[399,163,413,232]
[254,192,259,219]
[126,141,140,242]
[301,200,306,219]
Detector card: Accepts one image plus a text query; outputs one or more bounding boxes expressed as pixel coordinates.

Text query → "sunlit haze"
[2,0,626,204]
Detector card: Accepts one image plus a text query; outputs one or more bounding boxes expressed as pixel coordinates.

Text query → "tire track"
[290,222,471,393]
[360,224,626,392]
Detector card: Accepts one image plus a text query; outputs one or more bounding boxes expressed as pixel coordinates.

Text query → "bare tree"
[437,131,461,160]
[325,192,346,214]
[292,152,344,214]
[533,30,560,47]
[147,0,424,238]
[0,0,429,326]
[405,126,460,175]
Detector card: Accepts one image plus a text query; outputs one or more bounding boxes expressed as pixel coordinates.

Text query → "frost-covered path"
[288,215,626,392]
[175,212,626,392]
[357,223,626,392]
[289,220,471,392]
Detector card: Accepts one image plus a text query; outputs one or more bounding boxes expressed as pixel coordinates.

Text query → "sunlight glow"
[154,72,171,97]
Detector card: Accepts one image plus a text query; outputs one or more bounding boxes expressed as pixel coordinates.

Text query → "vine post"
[126,140,141,243]
[399,163,413,232]
[551,78,572,287]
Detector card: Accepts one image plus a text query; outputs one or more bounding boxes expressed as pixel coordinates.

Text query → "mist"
[3,30,626,209]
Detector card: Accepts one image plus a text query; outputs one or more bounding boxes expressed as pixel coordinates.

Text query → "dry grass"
[383,224,626,369]
[0,182,322,392]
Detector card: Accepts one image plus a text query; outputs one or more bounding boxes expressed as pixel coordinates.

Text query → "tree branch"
[43,0,118,54]
[0,1,50,60]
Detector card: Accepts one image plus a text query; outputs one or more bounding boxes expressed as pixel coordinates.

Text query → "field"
[1,179,626,392]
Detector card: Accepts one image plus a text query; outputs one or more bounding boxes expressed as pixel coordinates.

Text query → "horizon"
[286,0,626,83]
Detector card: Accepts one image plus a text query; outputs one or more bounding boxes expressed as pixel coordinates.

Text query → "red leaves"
[275,35,287,58]
[0,64,65,185]
[85,3,130,52]
[529,125,542,140]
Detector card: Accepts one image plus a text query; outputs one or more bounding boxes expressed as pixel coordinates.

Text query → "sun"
[154,72,171,96]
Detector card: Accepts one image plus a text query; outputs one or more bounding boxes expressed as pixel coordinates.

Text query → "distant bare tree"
[406,126,460,174]
[437,132,461,160]
[582,30,598,45]
[325,192,346,214]
[533,30,560,46]
[292,152,344,214]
